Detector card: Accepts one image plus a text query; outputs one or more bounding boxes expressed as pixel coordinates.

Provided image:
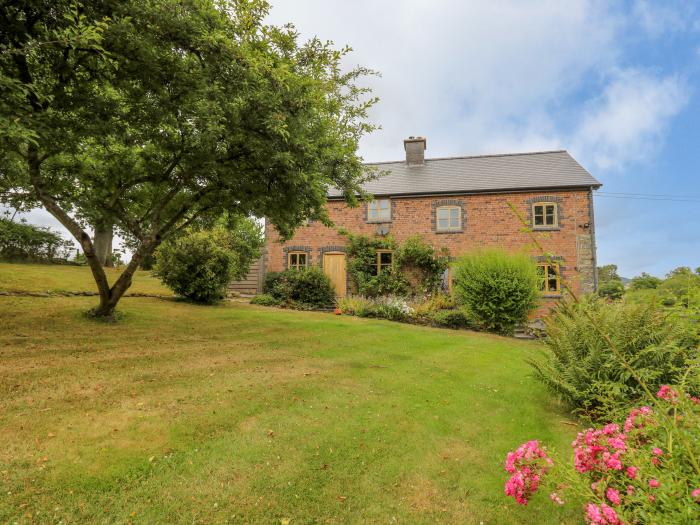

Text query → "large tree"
[0,0,376,317]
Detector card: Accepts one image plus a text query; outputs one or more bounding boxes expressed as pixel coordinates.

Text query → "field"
[0,264,579,524]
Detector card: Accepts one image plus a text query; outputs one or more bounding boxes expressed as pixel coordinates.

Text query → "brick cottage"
[260,137,602,308]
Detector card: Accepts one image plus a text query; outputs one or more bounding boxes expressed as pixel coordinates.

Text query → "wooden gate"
[227,256,263,296]
[323,253,347,297]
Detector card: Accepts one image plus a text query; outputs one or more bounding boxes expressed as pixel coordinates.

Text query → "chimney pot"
[404,136,426,165]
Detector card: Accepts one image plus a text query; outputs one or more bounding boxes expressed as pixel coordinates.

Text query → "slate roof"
[327,150,601,198]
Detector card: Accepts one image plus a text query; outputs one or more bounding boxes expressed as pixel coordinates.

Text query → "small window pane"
[437,208,449,220]
[290,253,297,265]
[545,205,555,225]
[537,265,546,291]
[299,253,307,266]
[533,204,544,226]
[449,208,459,220]
[369,200,391,221]
[438,218,449,229]
[380,252,392,264]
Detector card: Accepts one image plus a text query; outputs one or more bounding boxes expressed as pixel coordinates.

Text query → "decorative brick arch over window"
[282,245,312,269]
[431,199,465,233]
[526,196,563,231]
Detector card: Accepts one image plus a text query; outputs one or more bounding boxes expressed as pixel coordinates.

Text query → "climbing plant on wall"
[343,232,448,297]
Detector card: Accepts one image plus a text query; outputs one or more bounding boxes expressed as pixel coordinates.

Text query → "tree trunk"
[90,241,157,318]
[93,221,114,267]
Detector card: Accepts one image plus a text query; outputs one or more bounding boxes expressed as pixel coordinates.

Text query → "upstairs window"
[532,202,558,229]
[376,250,393,274]
[538,262,560,294]
[287,251,308,270]
[367,199,391,222]
[436,206,462,231]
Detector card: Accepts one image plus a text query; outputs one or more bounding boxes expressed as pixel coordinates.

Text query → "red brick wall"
[265,189,596,308]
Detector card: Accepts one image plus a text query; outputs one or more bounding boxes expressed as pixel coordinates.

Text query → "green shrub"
[0,218,74,262]
[373,296,414,321]
[263,267,335,308]
[337,295,413,320]
[452,249,540,334]
[394,235,449,294]
[412,293,455,316]
[250,293,281,307]
[597,279,625,300]
[426,308,473,329]
[629,272,662,290]
[529,296,698,421]
[344,233,447,297]
[154,229,236,304]
[338,296,375,317]
[344,233,407,297]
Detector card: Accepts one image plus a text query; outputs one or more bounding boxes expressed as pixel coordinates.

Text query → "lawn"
[0,262,172,296]
[0,263,579,524]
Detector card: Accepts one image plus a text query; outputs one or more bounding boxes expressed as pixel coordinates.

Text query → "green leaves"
[530,297,698,421]
[452,249,540,335]
[2,0,377,314]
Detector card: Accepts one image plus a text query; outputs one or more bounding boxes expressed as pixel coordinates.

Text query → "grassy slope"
[0,264,578,524]
[0,262,171,295]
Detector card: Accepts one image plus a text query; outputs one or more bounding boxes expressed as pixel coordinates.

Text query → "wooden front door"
[323,253,347,297]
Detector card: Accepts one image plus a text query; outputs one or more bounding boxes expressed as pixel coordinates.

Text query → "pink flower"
[550,492,564,505]
[608,437,626,450]
[649,478,660,488]
[603,423,619,436]
[504,440,552,505]
[601,503,621,524]
[657,385,679,403]
[585,503,604,524]
[624,406,653,432]
[606,487,621,505]
[648,494,656,503]
[690,396,699,405]
[626,485,635,495]
[626,466,638,479]
[652,447,663,456]
[585,503,622,524]
[692,488,700,502]
[604,452,623,470]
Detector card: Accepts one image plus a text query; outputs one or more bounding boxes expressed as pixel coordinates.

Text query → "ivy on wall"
[342,231,448,297]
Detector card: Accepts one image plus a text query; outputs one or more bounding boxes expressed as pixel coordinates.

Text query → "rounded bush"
[263,267,336,308]
[154,230,235,304]
[250,293,281,307]
[452,249,540,334]
[598,280,625,300]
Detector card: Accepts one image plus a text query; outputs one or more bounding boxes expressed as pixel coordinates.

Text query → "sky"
[11,0,700,278]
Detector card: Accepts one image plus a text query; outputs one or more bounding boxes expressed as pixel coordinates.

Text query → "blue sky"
[13,1,700,278]
[268,0,700,278]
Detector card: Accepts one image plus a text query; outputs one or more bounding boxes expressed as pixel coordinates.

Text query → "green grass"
[0,263,579,524]
[0,262,171,295]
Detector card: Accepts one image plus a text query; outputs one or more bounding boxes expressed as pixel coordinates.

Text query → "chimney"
[404,136,426,165]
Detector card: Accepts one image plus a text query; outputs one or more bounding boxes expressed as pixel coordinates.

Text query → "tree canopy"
[0,0,377,316]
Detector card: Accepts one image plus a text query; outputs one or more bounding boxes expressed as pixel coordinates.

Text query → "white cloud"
[632,0,694,38]
[8,0,695,273]
[571,69,688,170]
[268,0,621,160]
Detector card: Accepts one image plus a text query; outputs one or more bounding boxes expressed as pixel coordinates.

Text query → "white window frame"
[367,199,391,222]
[436,205,462,232]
